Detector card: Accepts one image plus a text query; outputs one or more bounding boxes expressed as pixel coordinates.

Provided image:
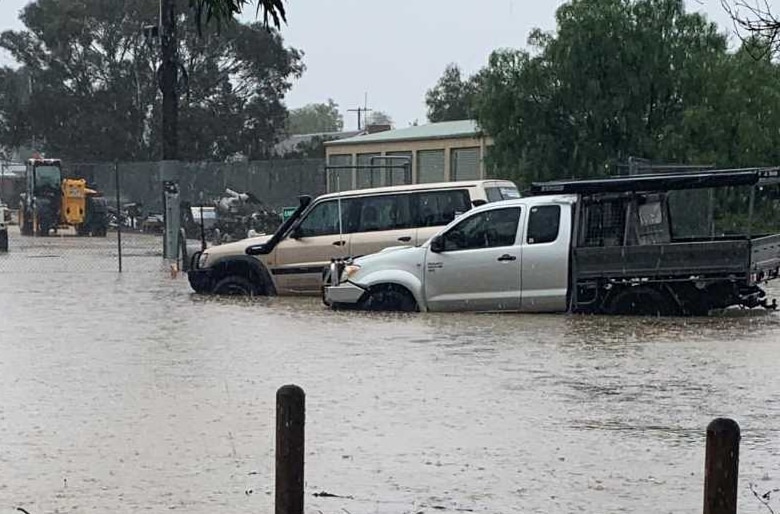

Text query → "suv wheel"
[212,275,262,296]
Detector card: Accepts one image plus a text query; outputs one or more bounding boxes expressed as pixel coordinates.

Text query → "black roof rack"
[527,168,780,196]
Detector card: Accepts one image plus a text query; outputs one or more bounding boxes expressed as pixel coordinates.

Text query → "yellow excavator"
[19,158,108,236]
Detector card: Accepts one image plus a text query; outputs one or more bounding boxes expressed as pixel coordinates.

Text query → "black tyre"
[20,209,33,236]
[212,275,263,296]
[37,222,50,237]
[606,286,680,316]
[0,229,7,252]
[360,284,418,312]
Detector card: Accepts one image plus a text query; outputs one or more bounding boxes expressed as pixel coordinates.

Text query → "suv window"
[527,205,561,244]
[296,199,356,237]
[357,194,412,232]
[414,190,471,227]
[443,207,521,251]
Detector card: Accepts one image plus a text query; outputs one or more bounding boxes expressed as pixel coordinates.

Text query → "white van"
[187,180,519,296]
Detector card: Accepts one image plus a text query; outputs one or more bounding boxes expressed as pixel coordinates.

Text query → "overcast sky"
[0,1,744,130]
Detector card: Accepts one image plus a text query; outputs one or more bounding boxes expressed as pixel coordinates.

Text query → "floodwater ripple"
[1,233,780,513]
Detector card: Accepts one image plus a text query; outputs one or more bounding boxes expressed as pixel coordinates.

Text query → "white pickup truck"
[324,170,780,315]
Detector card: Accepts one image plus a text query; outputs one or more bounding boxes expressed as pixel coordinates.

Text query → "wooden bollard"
[276,385,305,514]
[703,418,740,514]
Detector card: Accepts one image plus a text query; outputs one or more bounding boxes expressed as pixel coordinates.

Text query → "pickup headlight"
[343,264,361,280]
[198,252,210,269]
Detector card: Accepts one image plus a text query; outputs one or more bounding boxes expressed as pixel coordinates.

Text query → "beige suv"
[187,180,519,296]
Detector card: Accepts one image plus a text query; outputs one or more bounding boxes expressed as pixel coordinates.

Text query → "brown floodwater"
[1,228,780,513]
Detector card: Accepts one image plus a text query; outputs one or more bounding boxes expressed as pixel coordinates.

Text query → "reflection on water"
[1,237,780,513]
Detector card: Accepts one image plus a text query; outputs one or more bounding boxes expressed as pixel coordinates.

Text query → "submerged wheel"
[37,222,50,237]
[606,286,680,316]
[19,209,33,236]
[212,275,263,296]
[360,284,418,312]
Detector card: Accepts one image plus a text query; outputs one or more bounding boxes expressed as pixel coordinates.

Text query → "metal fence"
[0,163,163,273]
[0,158,324,274]
[68,158,327,213]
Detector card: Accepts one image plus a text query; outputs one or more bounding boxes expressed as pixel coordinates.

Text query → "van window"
[414,190,471,227]
[527,205,561,244]
[443,208,522,251]
[486,186,521,202]
[357,194,412,232]
[296,199,356,237]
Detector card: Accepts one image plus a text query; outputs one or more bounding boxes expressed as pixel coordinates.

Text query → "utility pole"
[159,0,181,260]
[347,107,372,131]
[160,0,178,161]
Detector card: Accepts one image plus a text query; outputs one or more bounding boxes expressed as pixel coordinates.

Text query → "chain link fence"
[0,158,325,274]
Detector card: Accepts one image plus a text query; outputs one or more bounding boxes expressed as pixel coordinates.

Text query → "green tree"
[425,63,479,122]
[0,0,303,161]
[287,99,344,134]
[192,0,285,28]
[0,67,31,152]
[476,0,733,184]
[367,110,393,127]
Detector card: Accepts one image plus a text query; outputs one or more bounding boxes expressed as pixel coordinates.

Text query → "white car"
[323,195,574,313]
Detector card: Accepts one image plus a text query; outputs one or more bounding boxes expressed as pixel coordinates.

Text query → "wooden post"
[276,385,305,514]
[703,418,740,514]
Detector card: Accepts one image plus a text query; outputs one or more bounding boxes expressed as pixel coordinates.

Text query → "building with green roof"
[324,120,492,192]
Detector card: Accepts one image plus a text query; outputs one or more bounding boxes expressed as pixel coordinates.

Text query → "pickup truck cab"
[324,170,780,315]
[324,195,575,313]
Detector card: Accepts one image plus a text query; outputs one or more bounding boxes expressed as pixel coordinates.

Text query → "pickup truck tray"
[574,239,761,280]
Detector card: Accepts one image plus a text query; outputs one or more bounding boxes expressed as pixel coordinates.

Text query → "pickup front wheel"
[360,284,418,312]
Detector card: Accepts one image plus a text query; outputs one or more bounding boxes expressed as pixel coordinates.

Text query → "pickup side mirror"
[290,226,303,240]
[430,235,444,253]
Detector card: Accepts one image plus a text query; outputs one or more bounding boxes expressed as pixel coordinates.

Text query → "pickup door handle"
[497,254,517,262]
[332,240,346,247]
[397,236,412,242]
